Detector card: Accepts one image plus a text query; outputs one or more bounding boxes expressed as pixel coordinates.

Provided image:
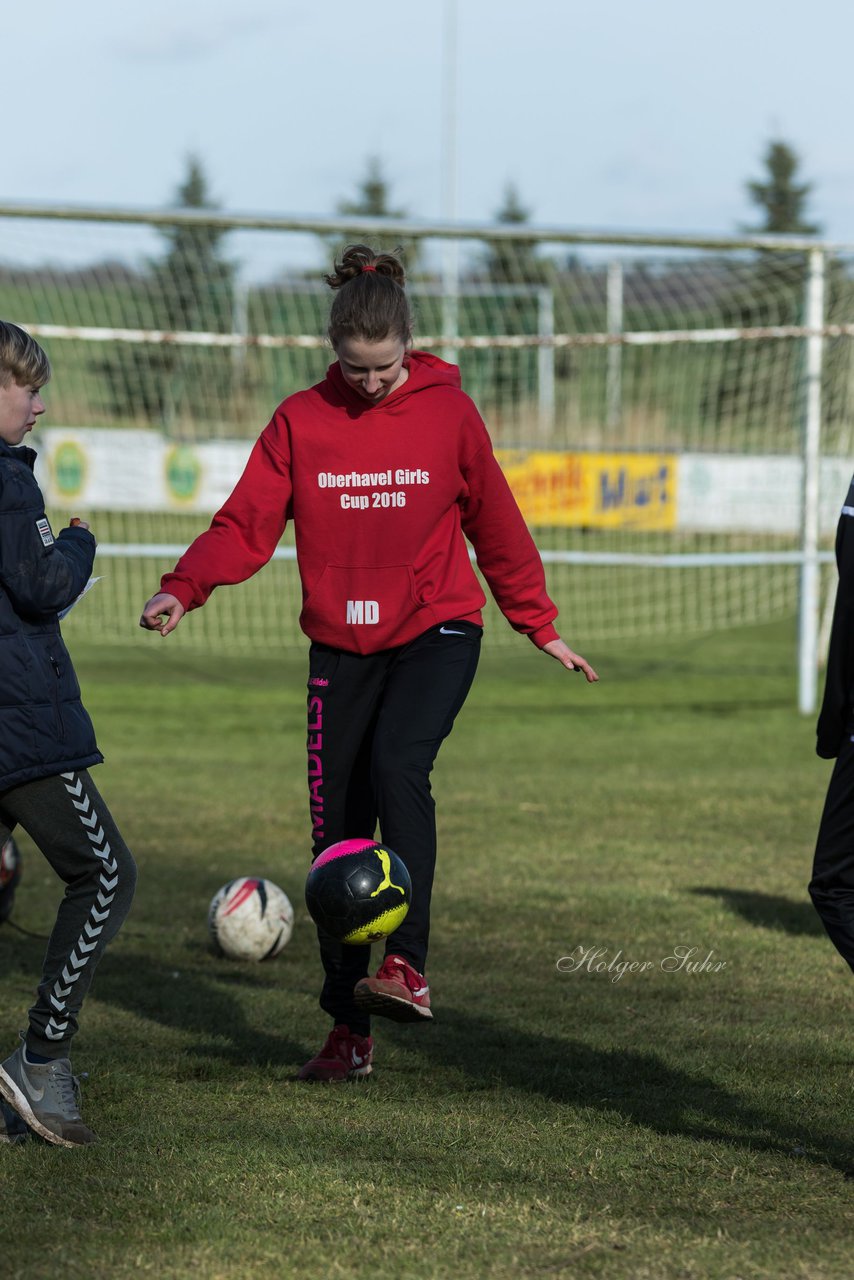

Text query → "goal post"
[1,202,851,710]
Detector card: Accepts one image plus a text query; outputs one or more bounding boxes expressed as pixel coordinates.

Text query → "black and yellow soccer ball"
[305,839,411,945]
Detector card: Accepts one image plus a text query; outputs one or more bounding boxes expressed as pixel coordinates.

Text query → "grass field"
[2,619,853,1279]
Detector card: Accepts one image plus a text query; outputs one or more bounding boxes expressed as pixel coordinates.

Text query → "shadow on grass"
[7,922,849,1179]
[400,1007,854,1179]
[691,887,824,938]
[0,920,311,1070]
[0,926,50,982]
[78,948,305,1067]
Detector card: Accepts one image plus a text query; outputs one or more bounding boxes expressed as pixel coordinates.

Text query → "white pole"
[441,0,459,363]
[798,247,825,715]
[538,286,555,437]
[231,275,249,374]
[606,259,623,429]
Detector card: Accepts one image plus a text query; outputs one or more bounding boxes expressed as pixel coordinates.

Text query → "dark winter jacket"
[0,439,102,790]
[817,475,854,758]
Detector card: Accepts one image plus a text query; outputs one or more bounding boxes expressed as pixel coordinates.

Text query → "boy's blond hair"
[0,321,51,390]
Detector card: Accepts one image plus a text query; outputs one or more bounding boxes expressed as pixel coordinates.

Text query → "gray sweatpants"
[0,769,136,1058]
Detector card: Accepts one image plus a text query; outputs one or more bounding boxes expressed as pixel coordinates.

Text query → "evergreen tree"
[153,156,236,428]
[483,183,545,284]
[331,156,419,273]
[480,184,548,410]
[95,155,236,431]
[156,157,234,332]
[703,140,822,430]
[746,139,820,235]
[337,155,406,221]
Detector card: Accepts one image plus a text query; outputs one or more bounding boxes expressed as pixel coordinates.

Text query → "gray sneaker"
[0,1038,96,1147]
[0,1099,28,1145]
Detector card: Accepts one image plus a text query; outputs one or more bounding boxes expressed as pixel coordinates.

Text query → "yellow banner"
[495,450,677,529]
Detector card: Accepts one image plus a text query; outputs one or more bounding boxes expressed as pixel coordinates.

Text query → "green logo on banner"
[53,442,86,498]
[166,446,202,503]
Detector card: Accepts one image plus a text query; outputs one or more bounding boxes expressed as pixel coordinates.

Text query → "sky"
[4,0,854,268]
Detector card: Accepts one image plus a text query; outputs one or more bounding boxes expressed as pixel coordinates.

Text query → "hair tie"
[361,264,377,273]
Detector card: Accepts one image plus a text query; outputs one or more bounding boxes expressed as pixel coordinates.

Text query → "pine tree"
[332,157,419,272]
[95,155,236,431]
[703,141,822,429]
[480,184,548,410]
[742,138,821,329]
[483,183,545,284]
[152,156,235,428]
[337,156,405,221]
[156,157,233,332]
[746,140,820,235]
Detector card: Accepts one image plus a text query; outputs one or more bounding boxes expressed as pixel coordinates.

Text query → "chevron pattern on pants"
[43,772,120,1042]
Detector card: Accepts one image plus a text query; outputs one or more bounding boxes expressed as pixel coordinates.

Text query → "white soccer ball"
[208,877,294,961]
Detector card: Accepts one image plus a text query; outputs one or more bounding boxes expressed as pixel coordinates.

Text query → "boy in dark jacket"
[0,322,136,1146]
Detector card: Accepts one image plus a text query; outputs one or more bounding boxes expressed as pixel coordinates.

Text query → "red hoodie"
[161,351,560,654]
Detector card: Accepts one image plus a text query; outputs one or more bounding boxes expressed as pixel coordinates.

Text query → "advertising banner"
[495,450,676,529]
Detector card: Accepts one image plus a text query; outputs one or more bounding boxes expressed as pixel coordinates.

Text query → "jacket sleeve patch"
[36,517,55,547]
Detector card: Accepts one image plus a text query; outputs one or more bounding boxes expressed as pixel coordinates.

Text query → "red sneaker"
[297,1025,373,1082]
[353,954,433,1022]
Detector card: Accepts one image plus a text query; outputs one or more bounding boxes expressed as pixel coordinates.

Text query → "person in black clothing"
[810,475,854,970]
[0,322,136,1147]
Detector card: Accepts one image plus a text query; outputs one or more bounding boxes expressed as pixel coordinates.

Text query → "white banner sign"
[32,429,854,536]
[677,454,853,535]
[34,428,253,513]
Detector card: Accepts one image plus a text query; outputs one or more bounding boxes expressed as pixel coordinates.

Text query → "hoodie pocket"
[301,564,427,652]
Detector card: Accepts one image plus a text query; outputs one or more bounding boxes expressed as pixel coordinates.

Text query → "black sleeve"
[0,499,95,620]
[816,480,854,758]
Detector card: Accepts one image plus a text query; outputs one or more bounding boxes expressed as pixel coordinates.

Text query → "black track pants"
[306,621,481,1032]
[810,733,854,973]
[0,769,136,1058]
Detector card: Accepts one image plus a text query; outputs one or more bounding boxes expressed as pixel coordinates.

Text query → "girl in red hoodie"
[140,244,597,1081]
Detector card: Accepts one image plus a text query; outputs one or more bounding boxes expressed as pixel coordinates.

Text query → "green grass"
[2,620,853,1279]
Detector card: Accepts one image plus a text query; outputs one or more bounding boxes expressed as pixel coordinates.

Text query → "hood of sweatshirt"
[323,349,462,415]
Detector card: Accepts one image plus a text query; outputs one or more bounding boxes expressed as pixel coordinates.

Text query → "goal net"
[1,206,848,697]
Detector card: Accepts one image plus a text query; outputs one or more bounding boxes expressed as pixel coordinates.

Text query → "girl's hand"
[542,637,599,682]
[139,592,186,636]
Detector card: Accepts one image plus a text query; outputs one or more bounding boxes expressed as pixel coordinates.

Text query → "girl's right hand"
[139,592,185,636]
[541,637,599,681]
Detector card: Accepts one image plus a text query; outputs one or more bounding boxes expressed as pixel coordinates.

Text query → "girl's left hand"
[542,638,599,682]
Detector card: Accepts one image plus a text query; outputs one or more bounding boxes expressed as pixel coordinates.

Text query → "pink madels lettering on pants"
[307,694,324,843]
